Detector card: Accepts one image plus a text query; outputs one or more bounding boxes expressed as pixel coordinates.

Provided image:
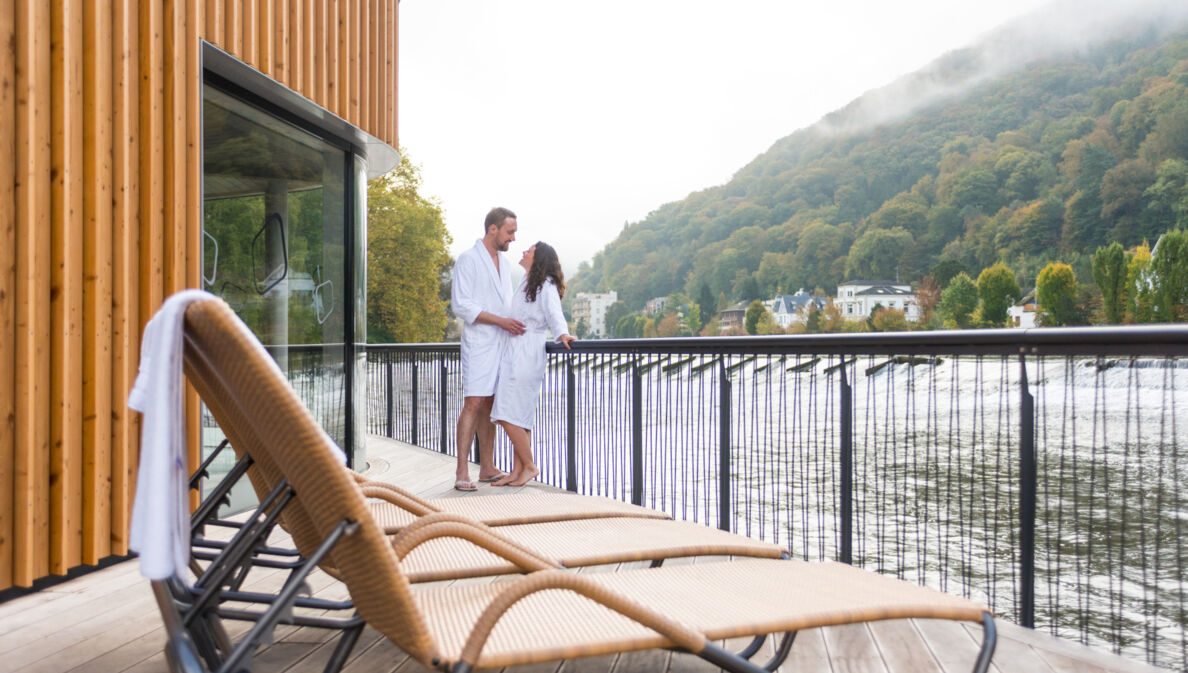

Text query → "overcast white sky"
[398,0,1055,276]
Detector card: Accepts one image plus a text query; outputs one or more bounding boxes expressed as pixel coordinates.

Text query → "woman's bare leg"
[494,421,538,486]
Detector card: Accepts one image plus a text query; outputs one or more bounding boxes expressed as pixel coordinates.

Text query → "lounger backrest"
[181,298,440,663]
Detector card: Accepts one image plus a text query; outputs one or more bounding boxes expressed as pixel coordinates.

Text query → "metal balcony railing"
[364,326,1188,671]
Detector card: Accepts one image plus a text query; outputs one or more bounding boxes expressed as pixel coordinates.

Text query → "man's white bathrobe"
[490,278,571,430]
[451,239,514,396]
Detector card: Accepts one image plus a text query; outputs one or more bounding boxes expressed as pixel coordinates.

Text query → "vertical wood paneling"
[2,0,400,590]
[272,0,286,86]
[164,0,186,297]
[286,0,299,90]
[225,0,240,59]
[353,0,364,128]
[139,0,163,330]
[205,0,222,46]
[346,0,354,122]
[302,0,313,97]
[257,0,272,76]
[340,1,349,115]
[241,0,255,67]
[82,0,114,565]
[109,0,140,559]
[50,0,86,575]
[390,0,397,148]
[370,0,380,140]
[14,0,53,585]
[185,0,202,512]
[1,0,17,591]
[325,2,337,115]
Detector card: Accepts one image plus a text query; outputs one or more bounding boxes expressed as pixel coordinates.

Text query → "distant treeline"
[569,28,1188,326]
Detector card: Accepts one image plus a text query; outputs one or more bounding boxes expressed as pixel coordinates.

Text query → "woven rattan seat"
[365,488,670,532]
[168,296,996,673]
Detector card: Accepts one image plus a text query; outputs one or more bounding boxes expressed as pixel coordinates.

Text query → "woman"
[489,242,576,486]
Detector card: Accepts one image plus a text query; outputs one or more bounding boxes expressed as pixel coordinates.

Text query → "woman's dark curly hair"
[525,241,566,303]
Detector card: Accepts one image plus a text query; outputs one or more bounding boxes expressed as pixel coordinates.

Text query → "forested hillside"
[570,26,1188,316]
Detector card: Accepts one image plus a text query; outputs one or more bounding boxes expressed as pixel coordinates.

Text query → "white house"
[571,291,618,338]
[835,280,919,322]
[644,296,668,316]
[767,289,829,328]
[1009,289,1037,328]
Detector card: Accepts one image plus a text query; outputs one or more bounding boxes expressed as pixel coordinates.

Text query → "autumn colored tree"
[1092,242,1127,323]
[367,151,452,343]
[1036,262,1080,326]
[914,275,942,327]
[871,308,909,332]
[976,263,1022,326]
[938,273,978,328]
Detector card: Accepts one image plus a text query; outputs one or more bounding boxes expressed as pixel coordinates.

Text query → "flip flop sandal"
[453,479,478,492]
[478,471,510,483]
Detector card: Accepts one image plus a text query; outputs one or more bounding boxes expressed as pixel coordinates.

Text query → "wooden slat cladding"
[0,0,398,590]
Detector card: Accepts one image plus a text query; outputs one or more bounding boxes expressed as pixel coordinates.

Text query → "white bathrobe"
[490,278,570,430]
[451,239,514,396]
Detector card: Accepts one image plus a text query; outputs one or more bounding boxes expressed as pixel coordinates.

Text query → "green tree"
[696,282,716,329]
[804,304,823,332]
[682,305,702,336]
[744,300,768,335]
[1126,242,1156,323]
[1036,262,1081,326]
[574,318,590,339]
[1151,228,1188,321]
[1092,242,1127,324]
[976,263,1022,326]
[367,151,453,343]
[938,273,978,329]
[846,227,915,281]
[604,301,630,337]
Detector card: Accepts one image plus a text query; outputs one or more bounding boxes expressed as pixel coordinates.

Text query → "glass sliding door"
[200,81,359,507]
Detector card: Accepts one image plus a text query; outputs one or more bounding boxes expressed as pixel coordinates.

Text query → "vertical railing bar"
[1019,350,1037,628]
[385,355,394,439]
[566,356,577,492]
[719,358,732,532]
[839,357,853,565]
[632,358,643,506]
[411,357,419,446]
[439,356,448,454]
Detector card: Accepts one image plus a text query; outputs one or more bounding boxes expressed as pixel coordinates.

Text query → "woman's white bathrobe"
[490,278,570,430]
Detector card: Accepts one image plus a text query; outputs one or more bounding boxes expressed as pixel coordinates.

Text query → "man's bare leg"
[474,397,503,481]
[455,396,489,483]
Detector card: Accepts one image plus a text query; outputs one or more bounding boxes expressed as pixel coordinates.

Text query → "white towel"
[128,289,219,580]
[127,289,348,580]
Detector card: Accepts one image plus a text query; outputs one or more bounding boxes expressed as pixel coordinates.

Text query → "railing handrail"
[367,324,1188,357]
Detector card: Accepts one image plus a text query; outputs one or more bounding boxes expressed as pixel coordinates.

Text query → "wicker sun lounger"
[154,295,996,673]
[180,299,785,584]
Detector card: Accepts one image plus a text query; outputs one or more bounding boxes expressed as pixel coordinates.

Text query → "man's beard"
[497,240,510,251]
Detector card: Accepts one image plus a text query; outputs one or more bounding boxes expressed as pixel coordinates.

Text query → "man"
[450,207,526,490]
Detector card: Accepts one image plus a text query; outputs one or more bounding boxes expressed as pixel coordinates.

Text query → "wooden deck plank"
[822,622,888,673]
[868,619,944,672]
[915,618,999,673]
[1,436,1176,673]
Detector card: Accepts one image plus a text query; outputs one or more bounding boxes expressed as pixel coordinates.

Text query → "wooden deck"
[0,435,1171,673]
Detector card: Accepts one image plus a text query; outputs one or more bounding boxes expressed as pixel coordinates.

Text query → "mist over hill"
[569,0,1188,312]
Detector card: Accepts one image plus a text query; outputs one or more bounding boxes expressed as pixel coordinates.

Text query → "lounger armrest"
[458,569,707,667]
[389,513,557,572]
[358,483,436,516]
[349,472,437,511]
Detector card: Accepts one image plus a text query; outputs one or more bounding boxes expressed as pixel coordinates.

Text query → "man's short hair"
[484,207,517,234]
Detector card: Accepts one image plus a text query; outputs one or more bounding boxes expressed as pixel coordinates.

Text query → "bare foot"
[491,472,517,487]
[507,466,539,487]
